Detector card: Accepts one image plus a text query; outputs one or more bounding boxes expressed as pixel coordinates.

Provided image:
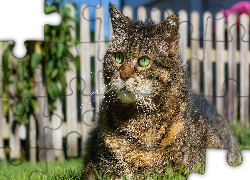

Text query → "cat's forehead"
[132,19,157,30]
[112,35,158,55]
[128,19,157,38]
[126,19,173,44]
[109,18,173,56]
[114,20,158,48]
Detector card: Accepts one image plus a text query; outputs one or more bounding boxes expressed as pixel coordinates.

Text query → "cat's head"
[103,3,184,109]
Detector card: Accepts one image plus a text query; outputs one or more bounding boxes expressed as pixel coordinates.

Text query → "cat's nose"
[120,71,131,81]
[120,67,132,81]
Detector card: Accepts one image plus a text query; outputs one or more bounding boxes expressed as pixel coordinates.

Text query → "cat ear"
[109,3,129,38]
[153,15,179,42]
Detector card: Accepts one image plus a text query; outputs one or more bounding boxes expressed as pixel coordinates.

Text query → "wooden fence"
[0,3,249,162]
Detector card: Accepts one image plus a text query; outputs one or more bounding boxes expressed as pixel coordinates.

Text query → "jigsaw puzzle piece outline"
[0,0,61,58]
[0,40,74,177]
[188,149,250,180]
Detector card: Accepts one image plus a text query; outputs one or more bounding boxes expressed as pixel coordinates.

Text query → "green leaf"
[31,99,37,110]
[45,5,58,14]
[57,60,63,69]
[47,82,53,95]
[51,69,58,79]
[31,53,42,69]
[15,102,25,116]
[23,90,33,105]
[22,113,28,123]
[48,60,54,73]
[51,29,57,36]
[51,81,59,96]
[56,43,64,58]
[47,81,59,100]
[44,25,50,33]
[51,44,57,55]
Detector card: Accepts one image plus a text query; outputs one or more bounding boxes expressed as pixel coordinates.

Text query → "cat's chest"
[105,112,184,144]
[104,114,160,149]
[103,113,185,169]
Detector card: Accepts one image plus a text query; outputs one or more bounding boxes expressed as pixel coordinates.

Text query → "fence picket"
[151,7,161,22]
[240,14,249,124]
[179,10,188,66]
[80,4,93,147]
[203,12,213,103]
[137,6,147,21]
[29,115,36,163]
[33,63,54,161]
[0,42,4,159]
[65,3,78,157]
[9,88,20,159]
[95,4,105,117]
[228,14,237,122]
[215,12,225,116]
[8,54,20,159]
[122,6,133,19]
[191,11,200,93]
[52,83,64,160]
[164,9,174,18]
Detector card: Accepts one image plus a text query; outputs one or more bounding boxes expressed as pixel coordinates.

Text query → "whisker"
[70,81,113,118]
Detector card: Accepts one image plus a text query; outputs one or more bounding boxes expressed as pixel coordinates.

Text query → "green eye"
[138,56,150,67]
[115,52,124,64]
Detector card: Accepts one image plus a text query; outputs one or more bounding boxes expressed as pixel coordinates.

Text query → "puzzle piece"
[0,0,61,58]
[0,1,79,178]
[189,149,249,180]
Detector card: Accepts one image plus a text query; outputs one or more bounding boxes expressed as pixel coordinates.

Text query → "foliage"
[2,48,35,123]
[2,0,76,124]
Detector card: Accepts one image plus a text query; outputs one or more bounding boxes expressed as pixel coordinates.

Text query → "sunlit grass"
[231,120,250,150]
[92,161,205,180]
[0,159,82,180]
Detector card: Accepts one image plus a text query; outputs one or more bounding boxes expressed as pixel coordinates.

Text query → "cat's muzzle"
[121,86,127,94]
[116,86,136,103]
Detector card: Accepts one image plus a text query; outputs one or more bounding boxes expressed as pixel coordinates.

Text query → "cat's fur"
[82,3,239,179]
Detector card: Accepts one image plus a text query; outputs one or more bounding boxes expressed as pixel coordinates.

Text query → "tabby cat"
[82,3,239,179]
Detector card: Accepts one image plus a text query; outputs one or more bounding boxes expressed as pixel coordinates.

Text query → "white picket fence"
[0,3,249,162]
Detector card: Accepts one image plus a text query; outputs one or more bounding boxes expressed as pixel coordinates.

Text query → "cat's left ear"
[153,15,179,42]
[109,3,129,38]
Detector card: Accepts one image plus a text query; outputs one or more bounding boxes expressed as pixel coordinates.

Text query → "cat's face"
[103,3,182,109]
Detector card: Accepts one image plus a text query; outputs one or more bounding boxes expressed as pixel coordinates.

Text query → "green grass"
[0,121,248,180]
[0,158,204,180]
[92,162,205,180]
[0,159,82,180]
[231,121,250,149]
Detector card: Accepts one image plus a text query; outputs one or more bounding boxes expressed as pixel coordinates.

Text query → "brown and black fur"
[82,3,239,179]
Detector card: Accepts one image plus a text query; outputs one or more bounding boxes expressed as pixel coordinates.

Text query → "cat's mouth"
[121,86,127,94]
[116,86,136,103]
[118,86,131,94]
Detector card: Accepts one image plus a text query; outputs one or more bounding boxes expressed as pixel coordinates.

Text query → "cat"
[82,3,240,179]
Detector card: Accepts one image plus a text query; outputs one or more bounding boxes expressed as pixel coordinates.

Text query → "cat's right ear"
[109,3,128,38]
[153,15,179,42]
